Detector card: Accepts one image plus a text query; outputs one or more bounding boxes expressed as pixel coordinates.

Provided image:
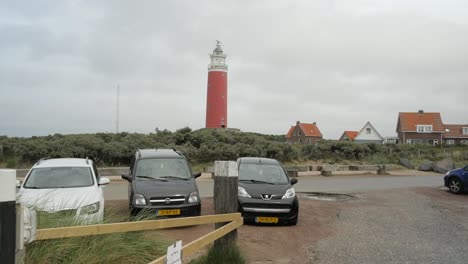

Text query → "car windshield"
[135,158,191,180]
[239,163,289,184]
[24,167,94,189]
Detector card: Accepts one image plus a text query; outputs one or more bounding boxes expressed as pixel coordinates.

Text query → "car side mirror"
[290,178,298,185]
[99,177,110,185]
[193,172,202,179]
[16,179,22,188]
[121,174,132,182]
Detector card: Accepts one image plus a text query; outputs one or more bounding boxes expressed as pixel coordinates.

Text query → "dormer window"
[366,128,371,134]
[463,127,468,135]
[417,125,432,133]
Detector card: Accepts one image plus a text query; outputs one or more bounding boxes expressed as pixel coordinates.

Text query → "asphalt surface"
[310,189,468,264]
[103,175,444,200]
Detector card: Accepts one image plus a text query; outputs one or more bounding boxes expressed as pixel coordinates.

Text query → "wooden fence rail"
[149,217,243,264]
[34,213,243,264]
[36,213,242,240]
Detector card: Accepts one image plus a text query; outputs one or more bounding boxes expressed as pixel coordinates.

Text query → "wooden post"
[213,161,238,252]
[0,169,16,264]
[377,165,386,175]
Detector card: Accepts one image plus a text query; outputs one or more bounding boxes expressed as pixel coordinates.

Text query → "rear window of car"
[24,167,94,189]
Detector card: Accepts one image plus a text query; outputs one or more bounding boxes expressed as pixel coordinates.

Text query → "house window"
[299,138,303,144]
[416,125,432,133]
[307,139,310,143]
[461,140,468,145]
[446,139,455,145]
[293,132,296,136]
[406,139,411,144]
[366,128,371,134]
[463,127,468,135]
[433,139,438,146]
[298,131,302,136]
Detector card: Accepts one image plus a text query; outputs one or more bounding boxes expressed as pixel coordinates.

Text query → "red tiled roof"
[343,131,358,141]
[398,112,444,132]
[299,123,322,137]
[444,124,468,138]
[285,126,295,138]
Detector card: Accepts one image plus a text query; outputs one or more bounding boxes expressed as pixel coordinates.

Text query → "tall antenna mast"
[116,85,120,133]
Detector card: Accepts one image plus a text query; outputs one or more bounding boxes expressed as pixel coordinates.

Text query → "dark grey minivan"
[237,157,299,225]
[121,149,201,217]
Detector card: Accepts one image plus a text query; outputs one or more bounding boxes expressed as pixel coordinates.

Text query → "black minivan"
[237,157,299,225]
[122,149,201,216]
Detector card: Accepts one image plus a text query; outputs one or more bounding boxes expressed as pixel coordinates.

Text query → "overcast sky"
[1,1,467,139]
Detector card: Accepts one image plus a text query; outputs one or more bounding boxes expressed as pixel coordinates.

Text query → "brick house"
[286,121,323,144]
[443,124,468,145]
[339,131,358,141]
[396,110,445,145]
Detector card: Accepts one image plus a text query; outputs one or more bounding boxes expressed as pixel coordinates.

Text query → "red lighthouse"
[205,41,228,128]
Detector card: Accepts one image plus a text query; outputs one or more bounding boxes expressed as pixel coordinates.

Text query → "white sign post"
[165,240,182,264]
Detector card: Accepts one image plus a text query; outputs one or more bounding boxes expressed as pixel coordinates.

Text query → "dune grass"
[27,208,170,264]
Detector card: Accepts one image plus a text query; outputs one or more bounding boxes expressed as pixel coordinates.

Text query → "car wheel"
[449,177,463,194]
[289,216,298,226]
[129,206,140,216]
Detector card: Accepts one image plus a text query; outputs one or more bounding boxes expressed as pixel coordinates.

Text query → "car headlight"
[188,191,199,203]
[282,188,295,199]
[238,187,251,198]
[80,201,100,215]
[134,194,146,205]
[445,171,451,176]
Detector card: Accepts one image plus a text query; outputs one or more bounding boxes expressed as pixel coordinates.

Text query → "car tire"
[448,177,464,194]
[129,206,140,216]
[289,216,298,226]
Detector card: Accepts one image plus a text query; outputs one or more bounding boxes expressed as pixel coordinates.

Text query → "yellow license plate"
[256,217,278,224]
[157,209,181,216]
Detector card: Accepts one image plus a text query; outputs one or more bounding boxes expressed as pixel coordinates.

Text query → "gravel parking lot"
[107,185,468,263]
[310,187,468,264]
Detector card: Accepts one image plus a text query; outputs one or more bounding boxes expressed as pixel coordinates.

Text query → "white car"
[17,158,110,224]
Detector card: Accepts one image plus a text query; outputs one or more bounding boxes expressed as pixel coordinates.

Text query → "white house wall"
[354,122,384,143]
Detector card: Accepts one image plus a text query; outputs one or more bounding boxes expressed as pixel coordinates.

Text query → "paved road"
[103,175,444,200]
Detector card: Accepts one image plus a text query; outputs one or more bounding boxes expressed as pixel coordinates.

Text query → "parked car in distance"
[122,149,202,217]
[444,165,468,194]
[17,158,110,224]
[237,157,299,225]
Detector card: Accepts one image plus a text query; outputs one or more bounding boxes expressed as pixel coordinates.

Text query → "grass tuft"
[189,245,246,264]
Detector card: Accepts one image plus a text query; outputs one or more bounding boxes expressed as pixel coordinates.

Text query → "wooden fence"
[35,213,243,264]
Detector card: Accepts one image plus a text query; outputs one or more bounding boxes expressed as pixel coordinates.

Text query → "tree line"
[1,128,467,168]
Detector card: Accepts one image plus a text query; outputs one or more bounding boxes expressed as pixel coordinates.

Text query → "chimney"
[418,109,424,114]
[313,122,317,125]
[296,121,300,125]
